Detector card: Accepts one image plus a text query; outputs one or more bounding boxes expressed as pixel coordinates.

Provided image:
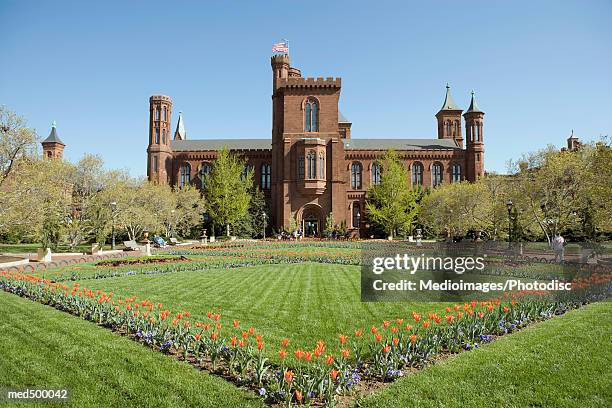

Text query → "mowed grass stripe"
[85,263,449,358]
[360,301,612,408]
[0,291,263,408]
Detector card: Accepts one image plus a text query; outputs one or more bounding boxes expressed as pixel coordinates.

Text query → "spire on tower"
[439,83,461,111]
[42,121,64,145]
[466,90,483,113]
[174,111,186,140]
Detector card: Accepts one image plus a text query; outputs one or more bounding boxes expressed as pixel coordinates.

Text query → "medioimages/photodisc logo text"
[371,253,487,275]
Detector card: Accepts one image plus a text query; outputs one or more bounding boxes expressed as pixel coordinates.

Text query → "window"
[153,156,158,172]
[163,107,167,121]
[432,163,443,187]
[242,164,254,180]
[304,97,319,132]
[352,202,361,228]
[199,162,212,189]
[298,155,305,179]
[452,164,461,183]
[307,152,316,179]
[319,153,325,179]
[261,163,271,189]
[162,129,166,144]
[180,163,191,187]
[371,163,381,185]
[155,128,160,144]
[351,162,362,189]
[412,162,423,186]
[155,107,160,120]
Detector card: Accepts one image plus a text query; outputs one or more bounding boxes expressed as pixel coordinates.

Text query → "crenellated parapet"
[277,77,341,89]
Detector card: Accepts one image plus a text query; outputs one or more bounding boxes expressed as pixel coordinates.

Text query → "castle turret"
[436,84,463,147]
[464,91,485,181]
[147,95,173,184]
[42,121,65,159]
[271,54,290,91]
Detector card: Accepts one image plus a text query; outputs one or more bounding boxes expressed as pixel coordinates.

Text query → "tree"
[204,148,253,237]
[365,150,420,239]
[0,106,38,187]
[419,181,495,240]
[159,184,206,238]
[581,138,612,236]
[509,146,585,245]
[63,154,107,249]
[0,157,73,247]
[233,187,268,238]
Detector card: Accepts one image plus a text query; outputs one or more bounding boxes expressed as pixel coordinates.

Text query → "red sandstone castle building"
[146,54,486,236]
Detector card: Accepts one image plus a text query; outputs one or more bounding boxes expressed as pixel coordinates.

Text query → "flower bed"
[1,269,609,406]
[95,256,190,267]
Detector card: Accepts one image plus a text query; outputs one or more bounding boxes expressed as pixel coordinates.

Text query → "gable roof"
[343,138,460,150]
[170,139,271,151]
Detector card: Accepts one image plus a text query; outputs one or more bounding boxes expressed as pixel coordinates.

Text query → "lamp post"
[170,209,175,238]
[262,211,267,240]
[110,201,117,250]
[356,211,361,238]
[506,200,514,249]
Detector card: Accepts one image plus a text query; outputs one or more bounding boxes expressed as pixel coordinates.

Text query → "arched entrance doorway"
[298,204,323,238]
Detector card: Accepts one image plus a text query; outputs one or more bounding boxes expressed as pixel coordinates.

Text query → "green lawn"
[0,290,263,408]
[84,263,448,357]
[360,301,612,408]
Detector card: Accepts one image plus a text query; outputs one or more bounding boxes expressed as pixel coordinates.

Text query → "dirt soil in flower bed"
[115,324,502,407]
[96,256,190,267]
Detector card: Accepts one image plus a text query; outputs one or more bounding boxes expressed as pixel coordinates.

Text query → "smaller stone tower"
[436,84,463,147]
[147,95,174,184]
[41,121,65,159]
[464,91,485,181]
[567,130,581,151]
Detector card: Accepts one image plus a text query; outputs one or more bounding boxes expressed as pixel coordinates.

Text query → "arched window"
[298,155,305,179]
[432,163,443,187]
[351,162,362,189]
[319,153,325,179]
[352,202,361,228]
[155,107,160,120]
[412,162,423,186]
[304,97,319,132]
[154,128,160,144]
[261,163,271,189]
[152,156,158,172]
[180,163,191,187]
[242,164,254,180]
[162,129,166,144]
[371,163,381,185]
[199,162,212,189]
[451,164,461,183]
[163,107,167,121]
[307,152,316,179]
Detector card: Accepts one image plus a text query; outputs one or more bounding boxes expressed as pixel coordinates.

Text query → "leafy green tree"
[0,106,39,187]
[366,150,420,239]
[509,146,585,244]
[233,187,268,238]
[204,148,253,237]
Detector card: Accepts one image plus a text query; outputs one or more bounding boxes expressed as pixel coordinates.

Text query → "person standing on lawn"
[552,233,565,263]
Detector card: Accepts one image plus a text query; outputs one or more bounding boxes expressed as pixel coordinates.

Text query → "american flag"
[272,41,289,53]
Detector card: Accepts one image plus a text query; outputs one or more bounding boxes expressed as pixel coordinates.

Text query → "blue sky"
[1,0,610,176]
